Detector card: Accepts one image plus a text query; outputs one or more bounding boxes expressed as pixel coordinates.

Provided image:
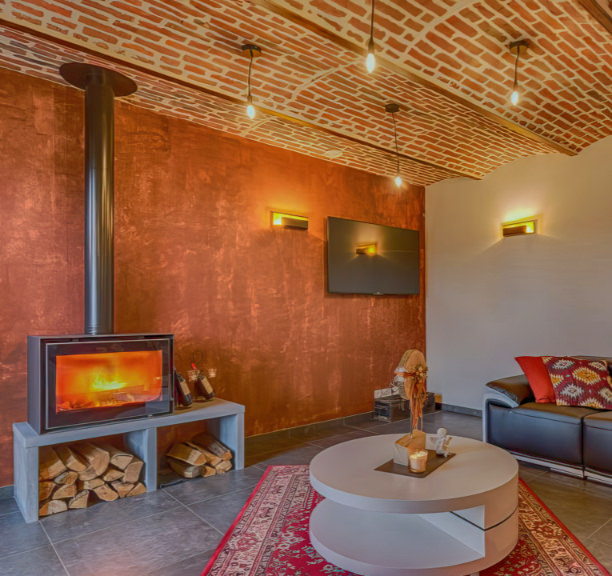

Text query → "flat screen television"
[326,216,420,295]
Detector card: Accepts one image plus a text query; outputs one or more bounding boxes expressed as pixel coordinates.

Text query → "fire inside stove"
[55,350,163,412]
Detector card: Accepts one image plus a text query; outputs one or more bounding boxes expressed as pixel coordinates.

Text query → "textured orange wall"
[0,68,425,487]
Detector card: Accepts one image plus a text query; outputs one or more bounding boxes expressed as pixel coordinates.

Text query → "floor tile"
[55,507,220,576]
[0,511,49,558]
[0,496,19,518]
[253,443,323,466]
[41,488,180,543]
[189,486,253,533]
[147,548,218,576]
[164,465,264,506]
[307,427,377,448]
[0,545,67,576]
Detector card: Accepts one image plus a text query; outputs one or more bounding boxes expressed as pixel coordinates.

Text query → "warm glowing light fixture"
[271,211,309,230]
[241,44,262,120]
[501,216,538,237]
[366,0,376,73]
[385,103,402,187]
[356,242,377,255]
[509,40,529,106]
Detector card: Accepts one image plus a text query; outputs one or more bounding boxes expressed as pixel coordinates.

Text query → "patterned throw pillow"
[542,356,612,409]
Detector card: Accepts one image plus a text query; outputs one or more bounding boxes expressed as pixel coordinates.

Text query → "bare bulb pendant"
[394,174,403,187]
[246,101,255,119]
[366,51,376,73]
[510,89,520,106]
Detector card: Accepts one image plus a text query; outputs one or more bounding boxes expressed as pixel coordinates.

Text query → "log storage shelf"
[14,398,245,523]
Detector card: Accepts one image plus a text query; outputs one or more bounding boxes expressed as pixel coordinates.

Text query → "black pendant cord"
[392,111,400,174]
[368,0,375,48]
[247,49,254,101]
[513,45,521,91]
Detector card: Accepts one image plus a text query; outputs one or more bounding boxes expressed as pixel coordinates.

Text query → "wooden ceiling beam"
[249,0,577,156]
[576,0,612,35]
[0,18,473,180]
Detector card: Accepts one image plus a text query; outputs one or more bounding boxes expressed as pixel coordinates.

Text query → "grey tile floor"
[1,410,611,575]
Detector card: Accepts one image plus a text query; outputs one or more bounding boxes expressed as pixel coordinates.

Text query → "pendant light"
[241,44,262,119]
[366,0,376,73]
[509,40,529,106]
[385,103,402,187]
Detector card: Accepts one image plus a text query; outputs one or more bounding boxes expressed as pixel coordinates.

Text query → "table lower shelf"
[309,499,518,576]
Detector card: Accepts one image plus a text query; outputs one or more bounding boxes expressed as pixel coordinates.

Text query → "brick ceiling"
[0,1,611,186]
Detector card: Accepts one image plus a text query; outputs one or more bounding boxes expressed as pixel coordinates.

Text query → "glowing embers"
[55,350,163,412]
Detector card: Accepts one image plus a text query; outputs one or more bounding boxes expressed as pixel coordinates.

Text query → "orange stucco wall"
[0,68,425,487]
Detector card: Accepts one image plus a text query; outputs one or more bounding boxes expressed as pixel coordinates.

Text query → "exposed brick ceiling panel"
[0,0,610,186]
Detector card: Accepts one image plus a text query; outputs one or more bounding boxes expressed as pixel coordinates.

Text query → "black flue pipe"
[59,63,137,335]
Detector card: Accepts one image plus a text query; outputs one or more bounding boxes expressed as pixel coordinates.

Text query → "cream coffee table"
[309,434,518,576]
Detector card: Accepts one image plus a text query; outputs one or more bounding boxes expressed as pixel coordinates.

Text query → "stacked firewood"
[166,433,233,478]
[39,442,145,517]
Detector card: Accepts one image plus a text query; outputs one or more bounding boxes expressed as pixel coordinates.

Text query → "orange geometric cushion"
[542,356,612,409]
[515,356,556,403]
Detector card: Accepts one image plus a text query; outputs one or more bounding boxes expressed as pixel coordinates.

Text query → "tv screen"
[326,217,420,295]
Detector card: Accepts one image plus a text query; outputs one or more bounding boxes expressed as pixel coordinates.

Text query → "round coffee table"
[309,434,518,576]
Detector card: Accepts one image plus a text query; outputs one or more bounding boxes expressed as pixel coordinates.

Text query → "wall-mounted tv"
[327,216,420,295]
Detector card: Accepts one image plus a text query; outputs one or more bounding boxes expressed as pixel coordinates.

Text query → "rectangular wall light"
[501,217,538,238]
[355,242,377,255]
[271,211,309,230]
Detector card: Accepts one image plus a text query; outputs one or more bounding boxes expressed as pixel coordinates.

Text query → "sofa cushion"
[543,356,612,409]
[583,412,612,475]
[486,375,534,405]
[485,401,598,466]
[515,356,555,403]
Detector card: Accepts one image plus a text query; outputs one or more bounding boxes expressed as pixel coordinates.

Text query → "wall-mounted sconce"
[501,217,538,237]
[355,242,377,255]
[271,211,309,230]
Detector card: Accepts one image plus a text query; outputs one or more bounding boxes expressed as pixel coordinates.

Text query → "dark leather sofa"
[482,356,612,484]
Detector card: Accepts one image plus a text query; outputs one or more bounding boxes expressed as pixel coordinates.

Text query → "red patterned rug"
[202,465,610,576]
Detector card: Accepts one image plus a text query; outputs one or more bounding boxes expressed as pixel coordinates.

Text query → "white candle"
[409,450,428,473]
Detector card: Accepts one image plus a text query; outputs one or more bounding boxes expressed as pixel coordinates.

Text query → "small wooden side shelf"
[13,398,245,523]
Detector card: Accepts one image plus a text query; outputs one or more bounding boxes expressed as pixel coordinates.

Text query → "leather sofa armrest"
[486,375,534,406]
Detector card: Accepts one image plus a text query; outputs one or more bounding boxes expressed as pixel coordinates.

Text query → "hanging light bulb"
[509,40,528,106]
[241,44,262,120]
[246,95,255,120]
[366,0,376,73]
[385,103,403,188]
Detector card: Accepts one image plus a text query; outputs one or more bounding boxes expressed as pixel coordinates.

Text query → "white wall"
[426,135,612,411]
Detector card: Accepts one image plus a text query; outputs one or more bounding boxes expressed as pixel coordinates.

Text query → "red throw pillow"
[515,356,555,403]
[542,356,612,409]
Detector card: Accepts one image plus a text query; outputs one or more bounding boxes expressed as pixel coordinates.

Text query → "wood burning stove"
[28,334,173,433]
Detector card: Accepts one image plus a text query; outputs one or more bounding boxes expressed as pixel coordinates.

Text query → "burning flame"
[55,350,163,412]
[91,374,127,392]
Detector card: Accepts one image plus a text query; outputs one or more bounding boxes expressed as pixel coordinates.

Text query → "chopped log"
[93,484,119,502]
[39,447,67,480]
[78,477,104,491]
[127,482,146,497]
[102,467,125,483]
[54,470,78,486]
[78,465,100,482]
[68,490,90,509]
[202,465,217,478]
[39,499,67,517]
[167,443,207,466]
[56,445,88,472]
[53,483,77,500]
[110,481,135,498]
[122,459,144,484]
[100,444,134,471]
[186,442,221,466]
[167,458,203,478]
[74,443,110,476]
[214,460,233,474]
[191,433,232,461]
[39,481,56,502]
